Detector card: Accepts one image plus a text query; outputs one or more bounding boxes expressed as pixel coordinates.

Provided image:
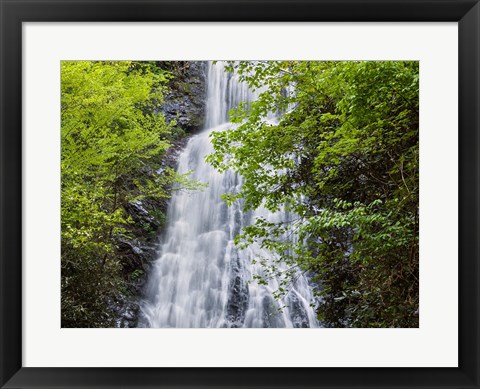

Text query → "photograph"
[2,0,478,386]
[61,60,419,329]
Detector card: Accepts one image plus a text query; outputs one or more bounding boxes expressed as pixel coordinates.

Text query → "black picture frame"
[1,1,479,388]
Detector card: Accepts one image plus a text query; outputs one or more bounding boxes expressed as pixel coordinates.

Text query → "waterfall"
[140,61,318,328]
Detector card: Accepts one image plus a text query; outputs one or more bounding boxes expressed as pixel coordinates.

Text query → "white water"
[140,62,318,328]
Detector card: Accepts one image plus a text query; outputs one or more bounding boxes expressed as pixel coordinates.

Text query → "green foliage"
[168,126,187,141]
[208,61,419,327]
[149,207,167,227]
[61,61,177,327]
[131,269,145,280]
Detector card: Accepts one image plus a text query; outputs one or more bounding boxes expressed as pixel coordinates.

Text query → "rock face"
[113,62,207,327]
[113,197,166,328]
[114,137,194,328]
[158,61,207,133]
[287,292,310,328]
[225,250,249,327]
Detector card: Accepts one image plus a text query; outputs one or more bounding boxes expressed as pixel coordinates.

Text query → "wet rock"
[125,200,161,231]
[115,237,156,284]
[262,295,285,328]
[115,300,140,328]
[287,291,310,328]
[158,61,207,134]
[225,251,249,327]
[113,196,167,327]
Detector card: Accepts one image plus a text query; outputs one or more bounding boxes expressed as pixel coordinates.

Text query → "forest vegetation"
[61,60,419,328]
[208,61,419,327]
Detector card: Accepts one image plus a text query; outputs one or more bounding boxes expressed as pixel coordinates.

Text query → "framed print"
[1,1,479,388]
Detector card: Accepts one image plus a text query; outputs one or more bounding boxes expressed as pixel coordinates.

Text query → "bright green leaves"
[61,61,172,253]
[61,61,175,327]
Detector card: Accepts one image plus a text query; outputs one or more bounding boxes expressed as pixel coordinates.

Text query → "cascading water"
[140,62,318,328]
